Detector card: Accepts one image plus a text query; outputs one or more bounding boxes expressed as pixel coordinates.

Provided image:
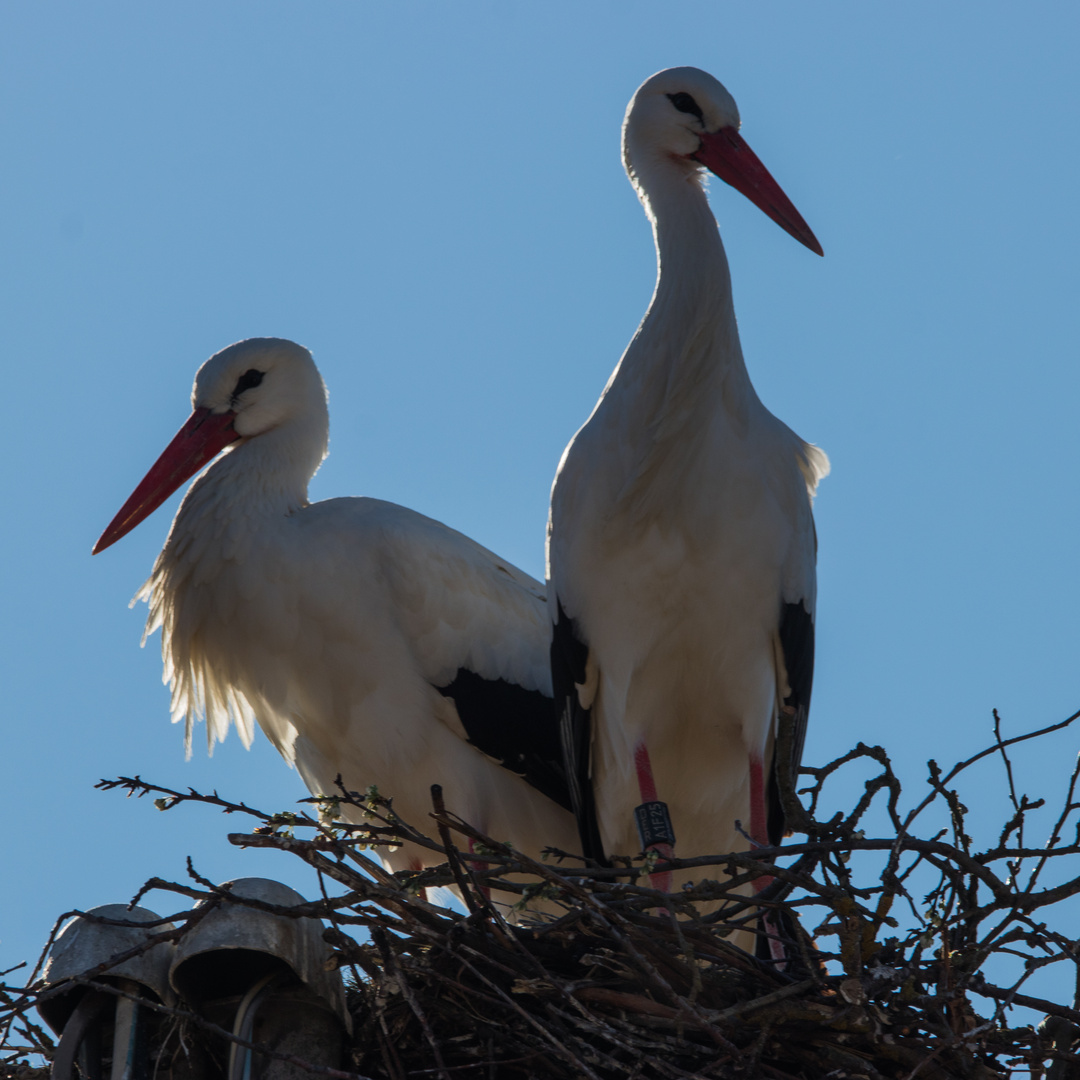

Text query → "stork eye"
[667,92,704,123]
[233,369,264,396]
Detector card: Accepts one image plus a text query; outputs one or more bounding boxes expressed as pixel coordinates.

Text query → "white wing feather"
[138,495,550,755]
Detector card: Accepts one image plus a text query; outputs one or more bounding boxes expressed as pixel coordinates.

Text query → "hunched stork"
[94,337,578,885]
[548,68,828,905]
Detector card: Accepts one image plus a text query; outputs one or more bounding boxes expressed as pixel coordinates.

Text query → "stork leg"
[749,755,786,964]
[467,837,492,902]
[634,742,674,892]
[409,857,429,904]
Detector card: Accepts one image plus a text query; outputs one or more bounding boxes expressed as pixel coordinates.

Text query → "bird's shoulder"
[300,497,539,588]
[298,498,551,692]
[751,411,829,499]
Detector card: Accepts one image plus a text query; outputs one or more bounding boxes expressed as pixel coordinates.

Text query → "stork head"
[192,337,328,441]
[93,338,329,554]
[623,67,740,170]
[623,67,822,256]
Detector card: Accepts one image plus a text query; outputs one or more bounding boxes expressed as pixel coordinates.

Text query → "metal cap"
[169,878,348,1030]
[38,905,176,1034]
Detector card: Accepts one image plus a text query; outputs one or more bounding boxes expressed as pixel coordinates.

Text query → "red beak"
[693,126,823,256]
[92,407,240,555]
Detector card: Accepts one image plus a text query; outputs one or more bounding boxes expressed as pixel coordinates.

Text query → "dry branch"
[3,710,1080,1078]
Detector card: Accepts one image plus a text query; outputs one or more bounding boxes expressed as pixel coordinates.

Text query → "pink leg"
[749,756,785,964]
[634,743,674,892]
[409,857,429,904]
[467,838,492,901]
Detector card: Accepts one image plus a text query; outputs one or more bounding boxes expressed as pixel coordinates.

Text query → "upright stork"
[548,68,827,909]
[95,338,578,890]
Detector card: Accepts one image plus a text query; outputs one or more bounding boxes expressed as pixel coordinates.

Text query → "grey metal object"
[168,877,348,1031]
[39,905,176,1080]
[38,905,176,1035]
[169,877,350,1080]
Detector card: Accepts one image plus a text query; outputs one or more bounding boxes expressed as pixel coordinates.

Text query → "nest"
[5,709,1080,1079]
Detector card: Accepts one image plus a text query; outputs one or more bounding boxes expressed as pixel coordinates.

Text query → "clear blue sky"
[3,2,1080,1021]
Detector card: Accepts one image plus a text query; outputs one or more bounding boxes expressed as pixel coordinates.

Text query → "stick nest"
[5,709,1080,1079]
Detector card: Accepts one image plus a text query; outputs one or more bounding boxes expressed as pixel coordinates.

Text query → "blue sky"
[3,2,1080,1021]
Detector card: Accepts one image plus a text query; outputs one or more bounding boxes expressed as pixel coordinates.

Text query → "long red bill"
[92,407,240,555]
[693,126,823,256]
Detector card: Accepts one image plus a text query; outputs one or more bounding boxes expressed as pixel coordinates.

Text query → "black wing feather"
[435,670,572,812]
[551,601,607,864]
[767,600,815,845]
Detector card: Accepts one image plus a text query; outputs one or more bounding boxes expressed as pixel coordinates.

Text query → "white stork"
[94,337,579,889]
[547,68,828,914]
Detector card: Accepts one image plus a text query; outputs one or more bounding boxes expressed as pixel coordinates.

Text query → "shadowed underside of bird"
[94,338,579,894]
[547,68,827,945]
